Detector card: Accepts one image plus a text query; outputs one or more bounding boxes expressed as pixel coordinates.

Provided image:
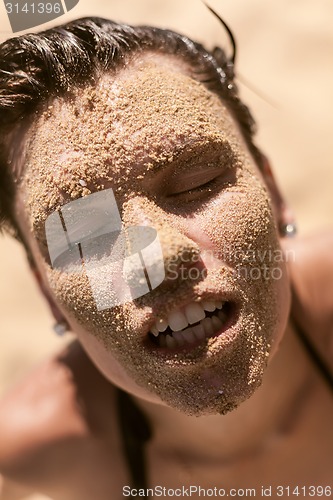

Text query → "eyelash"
[168,175,222,201]
[193,177,219,191]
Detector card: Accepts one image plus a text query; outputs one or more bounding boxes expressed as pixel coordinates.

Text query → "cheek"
[199,172,278,269]
[194,172,289,347]
[44,264,151,348]
[46,267,97,322]
[45,265,124,339]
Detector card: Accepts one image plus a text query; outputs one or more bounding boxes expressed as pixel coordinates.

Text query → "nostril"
[163,253,207,286]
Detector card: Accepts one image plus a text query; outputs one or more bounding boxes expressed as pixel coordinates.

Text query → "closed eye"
[166,168,223,196]
[165,166,235,202]
[168,176,220,199]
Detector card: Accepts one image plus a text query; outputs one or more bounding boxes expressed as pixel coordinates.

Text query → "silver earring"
[280,222,297,238]
[53,321,68,336]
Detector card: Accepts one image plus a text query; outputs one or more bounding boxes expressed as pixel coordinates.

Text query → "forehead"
[19,55,242,224]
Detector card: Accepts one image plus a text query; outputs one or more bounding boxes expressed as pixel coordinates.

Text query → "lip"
[139,285,242,357]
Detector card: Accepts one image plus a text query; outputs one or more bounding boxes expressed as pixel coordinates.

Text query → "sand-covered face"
[17,55,290,416]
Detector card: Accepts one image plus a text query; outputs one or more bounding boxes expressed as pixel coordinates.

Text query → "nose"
[122,197,206,287]
[158,223,207,286]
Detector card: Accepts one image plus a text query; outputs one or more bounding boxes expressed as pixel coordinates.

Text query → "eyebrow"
[143,137,236,177]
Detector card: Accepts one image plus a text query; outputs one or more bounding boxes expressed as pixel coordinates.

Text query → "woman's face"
[15,54,290,416]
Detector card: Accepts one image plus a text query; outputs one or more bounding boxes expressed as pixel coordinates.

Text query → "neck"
[133,324,308,462]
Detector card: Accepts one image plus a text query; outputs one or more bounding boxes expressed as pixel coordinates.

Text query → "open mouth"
[148,299,235,350]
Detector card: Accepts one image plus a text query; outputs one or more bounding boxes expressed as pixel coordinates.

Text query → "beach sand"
[0,1,332,498]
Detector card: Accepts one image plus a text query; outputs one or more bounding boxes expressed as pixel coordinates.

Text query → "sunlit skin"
[0,54,332,499]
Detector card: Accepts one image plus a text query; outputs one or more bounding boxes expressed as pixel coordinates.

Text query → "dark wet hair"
[0,16,261,239]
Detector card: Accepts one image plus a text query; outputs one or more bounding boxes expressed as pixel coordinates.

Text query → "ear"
[260,154,297,237]
[30,264,68,325]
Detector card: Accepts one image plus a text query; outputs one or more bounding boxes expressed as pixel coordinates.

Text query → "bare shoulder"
[0,341,125,498]
[284,229,333,369]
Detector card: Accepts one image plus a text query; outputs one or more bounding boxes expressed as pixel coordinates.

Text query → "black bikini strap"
[116,388,152,496]
[291,284,333,392]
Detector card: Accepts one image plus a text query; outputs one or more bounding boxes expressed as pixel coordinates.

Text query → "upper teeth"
[150,299,226,347]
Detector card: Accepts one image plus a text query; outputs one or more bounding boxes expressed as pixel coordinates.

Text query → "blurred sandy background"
[0,0,332,498]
